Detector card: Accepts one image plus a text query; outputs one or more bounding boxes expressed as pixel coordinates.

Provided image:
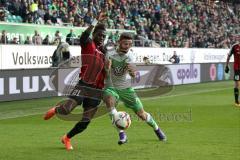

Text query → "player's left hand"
[127,64,136,77]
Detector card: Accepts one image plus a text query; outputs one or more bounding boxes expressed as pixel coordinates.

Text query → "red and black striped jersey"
[229,43,240,70]
[79,32,106,89]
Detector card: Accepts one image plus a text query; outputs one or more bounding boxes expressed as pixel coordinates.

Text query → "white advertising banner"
[0,45,233,69]
[0,45,81,69]
[132,48,232,64]
[167,64,201,85]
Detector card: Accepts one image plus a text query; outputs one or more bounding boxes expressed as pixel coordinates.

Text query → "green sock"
[146,113,158,130]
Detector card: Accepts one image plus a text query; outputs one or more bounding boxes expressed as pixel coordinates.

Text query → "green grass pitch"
[0,81,239,160]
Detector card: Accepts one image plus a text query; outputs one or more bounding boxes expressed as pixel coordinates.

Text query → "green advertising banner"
[0,22,135,44]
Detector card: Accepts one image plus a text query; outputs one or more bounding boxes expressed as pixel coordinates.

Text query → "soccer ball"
[113,111,131,130]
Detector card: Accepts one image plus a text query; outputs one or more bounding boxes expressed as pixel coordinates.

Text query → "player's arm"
[125,52,136,78]
[104,51,112,71]
[127,63,136,78]
[105,58,112,72]
[104,58,112,82]
[80,12,107,46]
[225,45,234,73]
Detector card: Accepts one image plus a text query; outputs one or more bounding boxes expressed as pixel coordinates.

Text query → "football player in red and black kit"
[225,42,240,108]
[43,12,108,150]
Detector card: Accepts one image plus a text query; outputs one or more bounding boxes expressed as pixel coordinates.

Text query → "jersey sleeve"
[80,31,91,47]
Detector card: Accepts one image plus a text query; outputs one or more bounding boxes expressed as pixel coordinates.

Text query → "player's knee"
[56,104,71,115]
[56,99,78,115]
[137,112,147,121]
[59,109,69,115]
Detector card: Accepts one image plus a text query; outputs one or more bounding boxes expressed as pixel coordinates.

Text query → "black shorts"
[234,70,240,81]
[68,80,101,108]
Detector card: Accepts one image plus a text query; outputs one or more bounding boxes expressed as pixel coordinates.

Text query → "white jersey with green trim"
[105,49,134,89]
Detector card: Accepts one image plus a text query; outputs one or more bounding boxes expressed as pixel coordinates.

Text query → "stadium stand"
[0,0,239,48]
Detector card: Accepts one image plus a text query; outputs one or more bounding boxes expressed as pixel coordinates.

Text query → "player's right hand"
[225,66,229,73]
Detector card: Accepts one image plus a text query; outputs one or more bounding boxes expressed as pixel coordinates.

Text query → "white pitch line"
[142,87,232,101]
[0,87,231,120]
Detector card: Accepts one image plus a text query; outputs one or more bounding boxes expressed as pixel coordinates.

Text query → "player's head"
[92,23,106,47]
[118,32,133,54]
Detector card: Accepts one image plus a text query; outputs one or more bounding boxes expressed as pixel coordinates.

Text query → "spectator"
[8,0,21,15]
[32,30,38,43]
[37,4,46,19]
[32,30,42,45]
[66,29,76,45]
[52,30,61,44]
[10,37,18,44]
[43,9,52,25]
[0,9,5,21]
[30,0,38,22]
[143,56,151,65]
[50,11,58,24]
[19,1,28,22]
[24,36,32,44]
[0,0,239,48]
[169,51,180,64]
[0,30,8,44]
[42,35,50,45]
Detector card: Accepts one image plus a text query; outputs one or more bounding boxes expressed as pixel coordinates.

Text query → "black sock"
[234,88,239,103]
[67,118,90,139]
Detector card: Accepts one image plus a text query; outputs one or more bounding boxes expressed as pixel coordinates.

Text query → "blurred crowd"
[0,0,239,48]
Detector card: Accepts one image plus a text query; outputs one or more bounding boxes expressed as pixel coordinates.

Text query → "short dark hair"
[93,23,106,34]
[119,32,133,41]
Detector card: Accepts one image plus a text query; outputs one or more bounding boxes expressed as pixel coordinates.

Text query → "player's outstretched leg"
[43,99,77,120]
[136,109,167,141]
